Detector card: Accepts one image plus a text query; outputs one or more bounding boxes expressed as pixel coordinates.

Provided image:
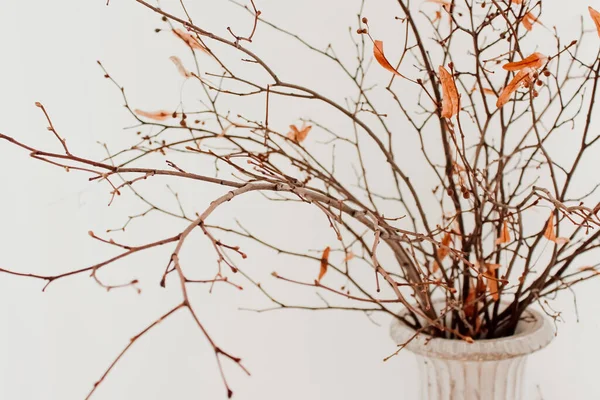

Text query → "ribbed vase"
[390,308,554,400]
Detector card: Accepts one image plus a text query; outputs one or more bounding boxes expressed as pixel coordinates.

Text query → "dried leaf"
[495,220,511,245]
[169,56,193,78]
[287,124,312,142]
[496,68,533,108]
[543,212,569,245]
[437,231,452,260]
[425,0,451,12]
[433,231,452,272]
[589,7,600,38]
[134,109,176,121]
[521,12,539,31]
[464,284,477,318]
[318,246,331,282]
[511,0,523,4]
[344,251,355,261]
[373,40,405,77]
[173,28,208,52]
[439,65,459,118]
[578,266,600,275]
[485,263,501,301]
[470,85,495,95]
[502,52,547,71]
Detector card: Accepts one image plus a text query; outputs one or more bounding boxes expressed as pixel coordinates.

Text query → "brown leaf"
[590,7,600,38]
[134,109,176,121]
[373,40,405,77]
[287,124,312,142]
[495,220,511,245]
[173,28,208,52]
[439,65,459,118]
[502,52,547,71]
[496,68,533,108]
[318,246,331,282]
[543,212,569,245]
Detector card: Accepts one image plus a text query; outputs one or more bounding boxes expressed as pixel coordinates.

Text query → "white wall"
[0,0,598,399]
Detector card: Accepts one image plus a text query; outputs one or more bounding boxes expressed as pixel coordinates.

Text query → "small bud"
[361,17,368,24]
[536,80,543,86]
[543,70,551,77]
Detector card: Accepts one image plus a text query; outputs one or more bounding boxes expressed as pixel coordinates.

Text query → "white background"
[0,0,599,399]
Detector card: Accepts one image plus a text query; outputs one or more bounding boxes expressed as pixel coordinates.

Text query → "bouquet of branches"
[2,0,600,398]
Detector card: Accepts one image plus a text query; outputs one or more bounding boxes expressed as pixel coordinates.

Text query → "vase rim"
[390,305,555,361]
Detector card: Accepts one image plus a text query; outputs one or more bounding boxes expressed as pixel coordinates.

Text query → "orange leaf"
[464,284,477,318]
[318,247,331,282]
[173,28,208,52]
[287,124,312,142]
[485,263,501,301]
[496,68,533,108]
[425,0,451,12]
[502,52,547,71]
[590,7,600,38]
[511,0,523,3]
[439,66,459,118]
[373,40,405,77]
[543,212,569,245]
[521,12,539,31]
[344,251,355,261]
[433,231,452,272]
[134,109,176,121]
[470,85,495,95]
[495,220,511,245]
[437,231,452,259]
[578,266,600,275]
[169,56,193,78]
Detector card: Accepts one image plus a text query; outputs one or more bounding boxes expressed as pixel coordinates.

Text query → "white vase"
[390,307,554,400]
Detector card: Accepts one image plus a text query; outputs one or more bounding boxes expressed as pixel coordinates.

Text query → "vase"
[390,307,554,400]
